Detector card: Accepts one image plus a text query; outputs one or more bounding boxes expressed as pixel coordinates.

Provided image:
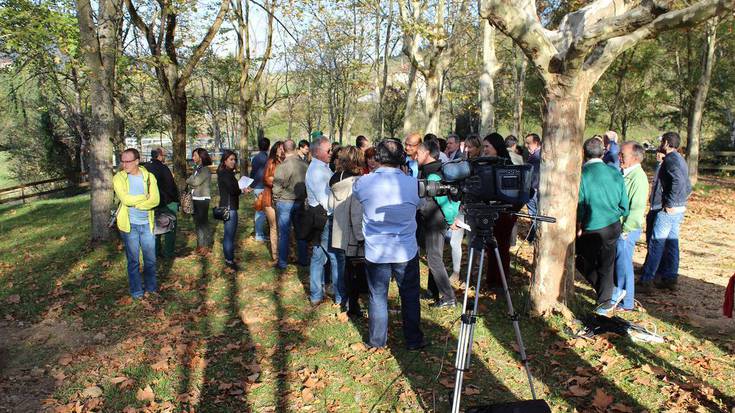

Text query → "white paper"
[238,176,254,190]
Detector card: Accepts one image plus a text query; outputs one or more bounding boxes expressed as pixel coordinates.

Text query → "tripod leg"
[452,247,484,413]
[493,247,537,400]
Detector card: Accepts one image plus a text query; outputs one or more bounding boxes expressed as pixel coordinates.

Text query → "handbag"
[154,207,177,235]
[108,202,121,229]
[180,186,193,215]
[212,206,230,221]
[253,191,264,211]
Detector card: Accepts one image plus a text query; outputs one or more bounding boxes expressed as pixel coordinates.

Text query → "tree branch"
[480,0,557,80]
[178,0,231,89]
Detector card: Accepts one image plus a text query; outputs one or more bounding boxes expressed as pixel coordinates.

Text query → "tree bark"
[424,65,443,135]
[528,87,589,314]
[76,0,122,244]
[479,19,498,137]
[511,46,527,138]
[686,20,717,186]
[170,90,188,186]
[403,64,418,133]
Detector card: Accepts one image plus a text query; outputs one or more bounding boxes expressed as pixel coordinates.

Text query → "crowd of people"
[111,128,691,348]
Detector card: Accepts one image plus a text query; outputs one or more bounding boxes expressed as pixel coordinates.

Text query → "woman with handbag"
[187,148,213,255]
[257,141,284,263]
[217,150,248,271]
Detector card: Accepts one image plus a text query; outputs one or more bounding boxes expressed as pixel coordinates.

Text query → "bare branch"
[178,0,232,89]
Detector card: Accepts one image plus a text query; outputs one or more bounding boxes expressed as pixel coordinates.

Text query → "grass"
[0,188,734,412]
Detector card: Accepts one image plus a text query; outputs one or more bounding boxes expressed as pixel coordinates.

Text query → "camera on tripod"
[417,156,534,205]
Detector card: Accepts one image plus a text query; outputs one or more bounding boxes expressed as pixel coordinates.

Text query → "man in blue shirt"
[250,137,270,241]
[403,133,421,177]
[306,137,343,307]
[354,139,425,350]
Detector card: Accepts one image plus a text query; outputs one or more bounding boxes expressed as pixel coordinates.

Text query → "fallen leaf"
[109,376,128,385]
[439,377,454,389]
[610,402,634,412]
[301,387,314,402]
[568,385,591,397]
[464,385,481,395]
[337,312,349,323]
[592,388,613,410]
[151,360,169,372]
[6,294,20,304]
[82,385,103,398]
[136,385,155,402]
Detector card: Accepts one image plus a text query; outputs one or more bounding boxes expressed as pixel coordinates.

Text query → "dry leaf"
[611,403,634,412]
[301,388,314,402]
[109,376,128,385]
[592,388,613,410]
[136,385,155,402]
[568,385,591,397]
[6,294,20,304]
[337,312,349,323]
[151,360,169,372]
[81,385,103,398]
[464,385,481,395]
[439,377,454,389]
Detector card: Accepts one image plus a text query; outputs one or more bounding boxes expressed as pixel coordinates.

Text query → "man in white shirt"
[306,137,343,306]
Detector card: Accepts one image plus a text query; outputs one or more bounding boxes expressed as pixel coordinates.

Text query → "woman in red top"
[258,141,285,262]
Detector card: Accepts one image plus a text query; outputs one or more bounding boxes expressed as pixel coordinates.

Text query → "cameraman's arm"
[429,174,459,225]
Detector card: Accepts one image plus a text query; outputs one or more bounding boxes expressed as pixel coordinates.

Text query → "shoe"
[593,301,616,318]
[611,289,626,308]
[325,284,334,296]
[406,340,430,351]
[225,261,240,271]
[449,272,460,284]
[430,300,456,309]
[637,279,654,294]
[310,299,323,308]
[655,278,678,291]
[421,292,438,301]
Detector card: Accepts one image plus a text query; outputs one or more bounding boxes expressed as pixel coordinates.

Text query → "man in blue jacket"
[639,132,692,293]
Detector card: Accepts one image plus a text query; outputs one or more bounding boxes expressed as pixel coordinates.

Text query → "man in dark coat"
[146,148,180,258]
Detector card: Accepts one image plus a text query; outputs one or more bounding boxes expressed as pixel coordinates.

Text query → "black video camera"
[418,157,533,205]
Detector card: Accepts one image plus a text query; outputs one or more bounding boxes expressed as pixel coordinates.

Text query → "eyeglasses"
[405,142,418,147]
[121,159,137,164]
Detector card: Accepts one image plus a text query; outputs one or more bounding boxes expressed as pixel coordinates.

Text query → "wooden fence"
[0,173,88,205]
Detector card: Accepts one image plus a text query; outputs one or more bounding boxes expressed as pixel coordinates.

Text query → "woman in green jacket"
[187,148,213,254]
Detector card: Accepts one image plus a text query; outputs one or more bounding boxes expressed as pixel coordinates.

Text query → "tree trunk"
[726,108,735,148]
[511,46,527,138]
[75,0,121,244]
[686,21,717,187]
[479,20,497,136]
[530,86,589,315]
[424,66,442,135]
[170,89,188,189]
[403,64,418,133]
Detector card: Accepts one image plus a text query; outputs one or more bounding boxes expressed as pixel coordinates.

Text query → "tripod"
[451,204,545,413]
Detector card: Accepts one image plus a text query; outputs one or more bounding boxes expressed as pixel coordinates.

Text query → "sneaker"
[655,278,678,291]
[611,289,626,308]
[593,301,616,318]
[637,279,654,295]
[449,272,460,284]
[430,300,456,309]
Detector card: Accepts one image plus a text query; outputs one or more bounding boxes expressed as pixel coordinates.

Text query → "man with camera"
[417,140,459,308]
[353,139,426,350]
[576,138,629,317]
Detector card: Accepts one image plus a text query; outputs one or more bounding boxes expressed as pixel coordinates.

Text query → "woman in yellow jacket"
[113,148,161,299]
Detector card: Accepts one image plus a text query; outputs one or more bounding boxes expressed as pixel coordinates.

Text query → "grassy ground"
[0,177,734,413]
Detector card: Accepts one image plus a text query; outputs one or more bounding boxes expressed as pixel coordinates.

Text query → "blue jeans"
[253,189,267,241]
[641,210,684,282]
[222,209,238,263]
[276,200,308,269]
[365,255,424,348]
[526,190,539,242]
[310,218,344,304]
[121,223,157,298]
[613,229,641,309]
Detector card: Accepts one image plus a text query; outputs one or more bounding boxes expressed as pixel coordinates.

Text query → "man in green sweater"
[577,138,629,317]
[612,142,649,311]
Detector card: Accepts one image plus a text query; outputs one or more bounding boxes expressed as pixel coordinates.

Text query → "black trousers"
[424,225,456,303]
[193,199,212,248]
[344,257,367,313]
[575,221,621,304]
